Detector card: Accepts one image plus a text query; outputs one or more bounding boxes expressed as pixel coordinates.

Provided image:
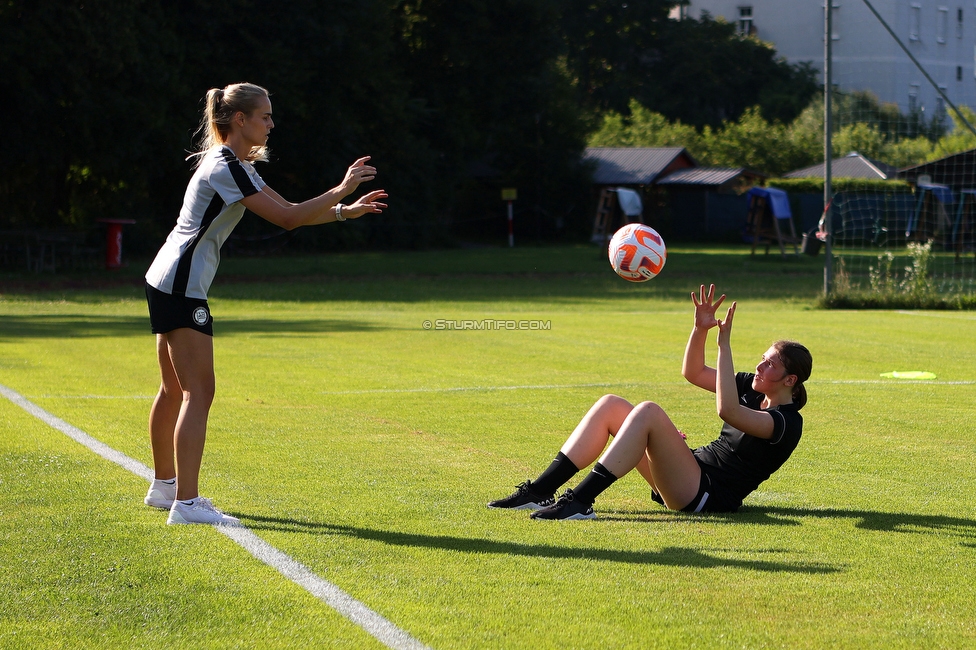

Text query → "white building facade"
[676,1,976,120]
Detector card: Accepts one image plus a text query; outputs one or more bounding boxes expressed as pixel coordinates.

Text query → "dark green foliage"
[638,14,818,128]
[557,0,674,117]
[1,1,820,252]
[392,0,593,244]
[832,89,948,141]
[559,7,818,128]
[818,291,976,309]
[769,178,913,194]
[1,0,179,233]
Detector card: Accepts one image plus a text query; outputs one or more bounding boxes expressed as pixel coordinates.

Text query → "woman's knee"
[595,394,633,412]
[632,401,668,426]
[181,375,216,406]
[157,382,183,406]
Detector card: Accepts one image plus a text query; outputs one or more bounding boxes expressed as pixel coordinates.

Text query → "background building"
[676,1,976,119]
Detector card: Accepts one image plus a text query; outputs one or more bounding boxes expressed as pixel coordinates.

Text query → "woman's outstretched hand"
[717,301,737,347]
[691,284,727,331]
[341,156,377,193]
[343,189,388,219]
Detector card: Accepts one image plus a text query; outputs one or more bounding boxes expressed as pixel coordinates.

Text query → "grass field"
[1,245,974,649]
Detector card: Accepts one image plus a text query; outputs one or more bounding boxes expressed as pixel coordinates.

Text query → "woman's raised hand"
[716,300,737,347]
[342,156,377,193]
[342,189,388,220]
[691,284,727,330]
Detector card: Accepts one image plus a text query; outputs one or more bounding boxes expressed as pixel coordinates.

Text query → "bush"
[819,240,976,309]
[768,178,913,195]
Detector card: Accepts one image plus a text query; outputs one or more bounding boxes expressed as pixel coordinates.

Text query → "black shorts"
[650,458,741,514]
[145,282,213,336]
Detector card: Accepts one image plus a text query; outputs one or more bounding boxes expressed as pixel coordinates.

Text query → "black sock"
[571,462,618,506]
[532,451,580,496]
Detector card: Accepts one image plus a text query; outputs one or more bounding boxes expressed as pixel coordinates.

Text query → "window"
[910,4,921,41]
[958,65,964,81]
[957,8,964,38]
[909,84,920,113]
[738,6,754,35]
[938,7,948,43]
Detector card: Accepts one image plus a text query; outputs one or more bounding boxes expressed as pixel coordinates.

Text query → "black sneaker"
[487,480,555,510]
[530,489,596,520]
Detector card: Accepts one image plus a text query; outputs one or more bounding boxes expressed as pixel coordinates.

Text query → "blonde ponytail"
[187,82,270,166]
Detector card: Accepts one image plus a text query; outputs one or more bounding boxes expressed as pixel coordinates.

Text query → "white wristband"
[335,203,346,221]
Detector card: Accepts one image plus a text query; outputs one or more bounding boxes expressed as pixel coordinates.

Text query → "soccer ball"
[608,224,667,282]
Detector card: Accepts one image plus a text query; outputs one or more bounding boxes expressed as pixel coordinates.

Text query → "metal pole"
[824,0,833,295]
[507,201,514,247]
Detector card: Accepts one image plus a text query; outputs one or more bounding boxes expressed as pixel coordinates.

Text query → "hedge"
[766,177,913,194]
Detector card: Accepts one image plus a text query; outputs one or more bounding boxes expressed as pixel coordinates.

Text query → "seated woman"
[488,284,812,520]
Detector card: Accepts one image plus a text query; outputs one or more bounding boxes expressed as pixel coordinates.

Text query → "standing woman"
[488,284,812,519]
[143,82,387,525]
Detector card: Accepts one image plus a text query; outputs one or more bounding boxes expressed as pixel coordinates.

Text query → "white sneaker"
[167,496,241,526]
[144,478,178,509]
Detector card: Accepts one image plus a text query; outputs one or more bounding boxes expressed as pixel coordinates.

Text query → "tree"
[557,0,674,117]
[1,0,840,250]
[1,0,442,250]
[588,100,701,150]
[1,0,179,231]
[930,106,976,161]
[393,0,591,241]
[644,14,817,128]
[559,6,818,129]
[589,102,821,176]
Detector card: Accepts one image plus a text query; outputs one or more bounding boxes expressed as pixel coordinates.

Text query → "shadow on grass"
[749,505,976,543]
[1,248,827,304]
[233,513,840,574]
[0,314,393,339]
[601,505,976,547]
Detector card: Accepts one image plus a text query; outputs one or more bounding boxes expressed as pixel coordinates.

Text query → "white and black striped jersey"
[146,146,266,299]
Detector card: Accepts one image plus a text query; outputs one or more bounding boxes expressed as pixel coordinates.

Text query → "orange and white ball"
[608,224,667,282]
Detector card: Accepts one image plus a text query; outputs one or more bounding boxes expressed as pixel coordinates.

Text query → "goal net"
[820,0,976,306]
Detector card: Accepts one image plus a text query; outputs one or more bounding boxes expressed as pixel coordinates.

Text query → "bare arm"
[240,157,387,230]
[715,302,776,439]
[259,185,292,208]
[682,326,715,392]
[681,284,725,391]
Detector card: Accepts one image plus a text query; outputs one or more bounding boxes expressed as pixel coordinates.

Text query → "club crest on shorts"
[192,306,210,326]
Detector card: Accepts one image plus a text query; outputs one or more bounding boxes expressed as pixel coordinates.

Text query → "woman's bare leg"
[164,328,215,500]
[597,401,702,510]
[559,394,635,466]
[149,334,182,479]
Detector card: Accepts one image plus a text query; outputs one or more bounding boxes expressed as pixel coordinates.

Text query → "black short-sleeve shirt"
[693,372,803,504]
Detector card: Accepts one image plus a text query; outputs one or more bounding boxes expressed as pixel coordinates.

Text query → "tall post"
[507,201,514,248]
[824,0,834,295]
[501,188,518,247]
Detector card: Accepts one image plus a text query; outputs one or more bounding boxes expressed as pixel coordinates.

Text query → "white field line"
[317,379,973,394]
[0,382,431,650]
[816,380,975,385]
[896,310,976,320]
[28,395,157,399]
[320,382,625,395]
